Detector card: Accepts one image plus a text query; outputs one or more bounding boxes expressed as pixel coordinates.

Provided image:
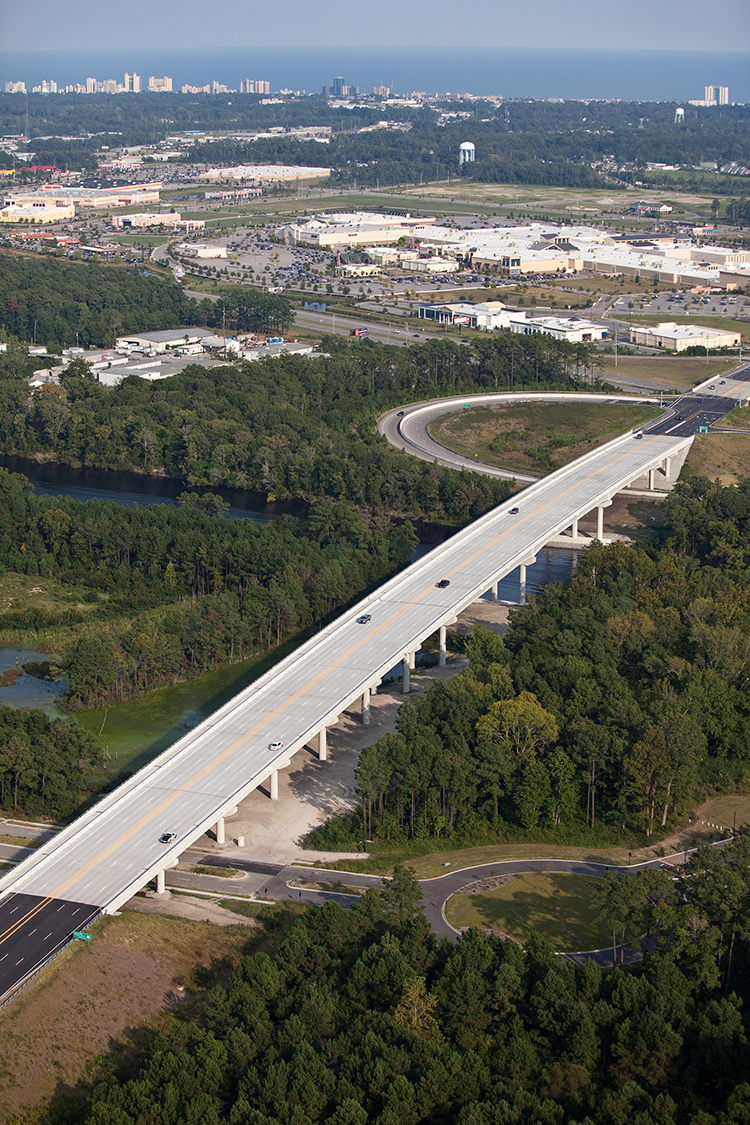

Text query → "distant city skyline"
[2,46,749,105]
[4,0,749,52]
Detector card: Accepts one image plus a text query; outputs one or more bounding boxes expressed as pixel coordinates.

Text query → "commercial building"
[148,76,172,93]
[200,163,329,184]
[419,301,511,331]
[629,322,741,352]
[0,198,75,223]
[280,211,437,248]
[4,81,26,94]
[508,313,606,343]
[114,328,216,353]
[6,183,163,210]
[124,72,141,92]
[239,80,271,94]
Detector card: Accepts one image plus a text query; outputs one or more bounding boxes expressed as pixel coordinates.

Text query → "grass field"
[0,911,253,1125]
[722,403,750,428]
[428,400,661,474]
[684,432,750,484]
[445,872,642,951]
[598,355,736,390]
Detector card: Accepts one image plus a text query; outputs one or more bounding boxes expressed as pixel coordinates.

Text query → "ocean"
[1,47,748,104]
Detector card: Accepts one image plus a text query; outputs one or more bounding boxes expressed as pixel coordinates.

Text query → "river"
[0,455,576,766]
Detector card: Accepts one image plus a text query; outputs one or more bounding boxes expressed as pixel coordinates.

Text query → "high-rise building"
[86,78,97,94]
[704,85,729,105]
[148,76,173,93]
[323,76,358,97]
[240,80,270,94]
[124,72,141,92]
[256,80,270,94]
[4,81,26,94]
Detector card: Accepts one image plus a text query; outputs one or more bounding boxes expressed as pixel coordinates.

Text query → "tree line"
[308,475,750,851]
[0,253,293,350]
[41,850,750,1124]
[0,329,604,520]
[0,704,101,817]
[0,470,422,715]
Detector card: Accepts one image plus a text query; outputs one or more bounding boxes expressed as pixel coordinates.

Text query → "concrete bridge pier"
[519,557,537,605]
[214,806,238,845]
[439,625,447,667]
[318,727,327,761]
[270,768,279,800]
[570,517,580,540]
[402,654,411,694]
[648,468,655,490]
[596,501,612,541]
[156,870,166,894]
[361,687,370,725]
[664,456,671,478]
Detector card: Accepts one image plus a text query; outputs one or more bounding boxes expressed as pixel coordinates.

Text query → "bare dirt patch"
[0,910,252,1124]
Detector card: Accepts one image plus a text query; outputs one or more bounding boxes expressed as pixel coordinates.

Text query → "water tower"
[675,106,685,125]
[459,141,476,166]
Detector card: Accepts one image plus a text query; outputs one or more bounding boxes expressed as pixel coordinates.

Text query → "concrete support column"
[318,727,327,761]
[489,582,497,602]
[519,564,527,605]
[439,625,447,668]
[270,768,279,801]
[596,505,605,541]
[571,518,579,539]
[648,468,655,490]
[361,688,370,726]
[215,816,225,845]
[409,650,417,671]
[664,456,671,478]
[156,870,166,894]
[402,657,411,694]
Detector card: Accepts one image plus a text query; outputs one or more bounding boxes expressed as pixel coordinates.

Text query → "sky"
[4,0,750,52]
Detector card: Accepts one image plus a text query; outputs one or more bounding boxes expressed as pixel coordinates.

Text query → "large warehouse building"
[629,322,741,352]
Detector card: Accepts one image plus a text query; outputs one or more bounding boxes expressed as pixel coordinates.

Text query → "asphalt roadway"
[0,893,99,1003]
[188,850,720,966]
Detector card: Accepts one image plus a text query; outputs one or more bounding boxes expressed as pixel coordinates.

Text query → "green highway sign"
[72,931,91,941]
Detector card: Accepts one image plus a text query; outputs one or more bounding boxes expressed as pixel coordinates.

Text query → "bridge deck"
[0,425,691,914]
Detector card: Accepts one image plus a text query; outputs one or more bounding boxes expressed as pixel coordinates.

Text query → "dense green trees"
[0,253,293,350]
[3,93,747,194]
[0,469,421,711]
[0,704,101,815]
[308,477,750,851]
[44,845,750,1124]
[0,322,601,518]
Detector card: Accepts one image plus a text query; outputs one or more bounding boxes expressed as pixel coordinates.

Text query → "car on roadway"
[436,579,450,588]
[720,380,726,384]
[510,506,520,514]
[159,832,177,844]
[268,741,283,752]
[634,433,643,440]
[396,410,405,416]
[356,614,372,624]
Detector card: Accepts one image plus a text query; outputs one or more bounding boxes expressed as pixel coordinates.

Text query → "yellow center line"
[0,430,679,931]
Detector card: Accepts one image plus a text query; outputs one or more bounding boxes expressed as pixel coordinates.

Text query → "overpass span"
[0,423,691,945]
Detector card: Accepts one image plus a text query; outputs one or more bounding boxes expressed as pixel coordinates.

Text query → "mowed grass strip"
[429,400,661,474]
[598,355,736,390]
[445,872,639,952]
